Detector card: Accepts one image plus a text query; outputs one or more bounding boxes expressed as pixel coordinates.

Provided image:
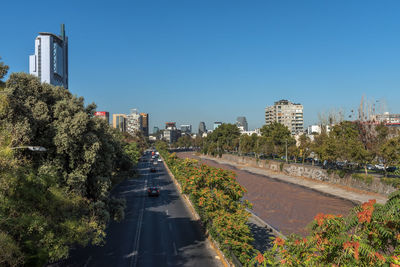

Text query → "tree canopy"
[0,70,137,265]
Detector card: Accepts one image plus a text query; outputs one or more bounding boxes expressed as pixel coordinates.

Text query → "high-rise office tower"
[112,114,127,132]
[236,116,248,131]
[198,122,207,135]
[29,24,68,88]
[265,99,304,135]
[140,113,149,136]
[180,124,192,135]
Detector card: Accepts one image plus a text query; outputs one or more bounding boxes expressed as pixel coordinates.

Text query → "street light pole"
[285,139,288,163]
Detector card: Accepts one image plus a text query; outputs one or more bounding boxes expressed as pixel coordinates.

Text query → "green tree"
[203,124,240,157]
[298,134,311,164]
[260,122,294,158]
[380,136,400,176]
[124,142,141,165]
[0,71,134,265]
[0,56,9,88]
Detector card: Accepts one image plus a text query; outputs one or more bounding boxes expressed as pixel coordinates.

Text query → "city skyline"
[2,1,400,132]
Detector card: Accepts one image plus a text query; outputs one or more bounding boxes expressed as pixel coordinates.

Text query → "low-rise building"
[94,111,110,124]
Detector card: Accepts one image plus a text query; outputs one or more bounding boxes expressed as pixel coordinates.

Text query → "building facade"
[213,122,222,130]
[236,116,248,131]
[163,122,180,143]
[180,124,192,135]
[140,113,149,136]
[127,109,141,136]
[94,111,110,124]
[198,122,207,135]
[112,114,127,132]
[29,24,68,89]
[265,99,304,135]
[370,112,400,124]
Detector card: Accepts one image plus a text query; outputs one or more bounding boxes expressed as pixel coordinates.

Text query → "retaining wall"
[220,154,396,196]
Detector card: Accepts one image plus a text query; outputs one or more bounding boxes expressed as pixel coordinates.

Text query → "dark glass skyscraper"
[198,122,206,135]
[236,116,248,131]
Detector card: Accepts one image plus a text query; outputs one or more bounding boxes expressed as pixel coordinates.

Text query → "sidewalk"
[200,155,388,205]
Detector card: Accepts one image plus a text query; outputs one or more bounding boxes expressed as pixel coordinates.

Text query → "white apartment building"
[127,109,142,136]
[29,24,68,89]
[265,99,304,135]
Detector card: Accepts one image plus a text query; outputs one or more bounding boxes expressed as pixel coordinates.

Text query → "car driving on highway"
[147,186,160,197]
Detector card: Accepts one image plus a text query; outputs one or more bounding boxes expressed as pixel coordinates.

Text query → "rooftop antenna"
[61,24,65,41]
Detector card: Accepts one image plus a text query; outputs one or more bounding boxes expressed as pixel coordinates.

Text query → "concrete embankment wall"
[220,154,396,196]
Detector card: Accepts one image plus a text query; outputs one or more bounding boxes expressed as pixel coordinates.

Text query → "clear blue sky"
[2,0,400,132]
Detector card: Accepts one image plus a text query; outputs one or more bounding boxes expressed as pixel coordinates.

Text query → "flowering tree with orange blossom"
[160,151,255,264]
[250,191,400,266]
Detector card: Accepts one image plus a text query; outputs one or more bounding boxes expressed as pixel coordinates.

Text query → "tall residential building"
[94,111,110,124]
[265,99,304,135]
[127,109,142,136]
[140,113,149,136]
[163,122,180,143]
[213,122,222,130]
[113,114,127,132]
[180,124,192,135]
[29,24,68,88]
[153,126,160,134]
[236,116,248,131]
[198,122,207,135]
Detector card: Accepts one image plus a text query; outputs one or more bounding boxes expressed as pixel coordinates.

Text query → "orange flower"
[375,252,385,262]
[314,213,325,226]
[256,253,264,264]
[343,241,360,260]
[274,237,285,246]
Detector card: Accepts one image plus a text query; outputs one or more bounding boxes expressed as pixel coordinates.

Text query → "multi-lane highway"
[57,151,222,267]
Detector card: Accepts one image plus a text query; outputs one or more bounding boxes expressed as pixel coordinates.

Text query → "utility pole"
[285,139,288,163]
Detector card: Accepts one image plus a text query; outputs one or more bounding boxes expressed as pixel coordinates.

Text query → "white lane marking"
[83,256,92,267]
[173,242,178,256]
[166,209,168,216]
[130,179,146,267]
[168,222,172,232]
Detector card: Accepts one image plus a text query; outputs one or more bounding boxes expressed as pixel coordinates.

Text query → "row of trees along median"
[0,58,145,266]
[156,142,255,265]
[193,122,400,185]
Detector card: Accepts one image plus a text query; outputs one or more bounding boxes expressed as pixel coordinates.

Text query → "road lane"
[55,152,221,267]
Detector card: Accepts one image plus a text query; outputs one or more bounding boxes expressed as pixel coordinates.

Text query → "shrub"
[280,162,285,172]
[336,169,346,178]
[381,177,400,189]
[251,191,400,266]
[352,173,373,185]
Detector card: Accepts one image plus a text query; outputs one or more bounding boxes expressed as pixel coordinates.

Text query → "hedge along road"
[177,152,356,237]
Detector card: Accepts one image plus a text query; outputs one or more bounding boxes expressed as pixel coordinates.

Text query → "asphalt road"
[56,151,222,267]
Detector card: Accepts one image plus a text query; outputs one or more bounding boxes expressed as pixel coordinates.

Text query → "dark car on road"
[386,166,397,173]
[150,166,156,172]
[147,186,160,197]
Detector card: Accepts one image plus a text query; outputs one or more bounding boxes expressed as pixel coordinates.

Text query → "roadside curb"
[160,155,232,267]
[246,209,286,240]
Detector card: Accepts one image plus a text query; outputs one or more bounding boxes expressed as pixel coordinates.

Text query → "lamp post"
[285,139,288,163]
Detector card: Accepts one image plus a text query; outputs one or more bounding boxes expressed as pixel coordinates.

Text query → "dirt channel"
[177,152,356,236]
